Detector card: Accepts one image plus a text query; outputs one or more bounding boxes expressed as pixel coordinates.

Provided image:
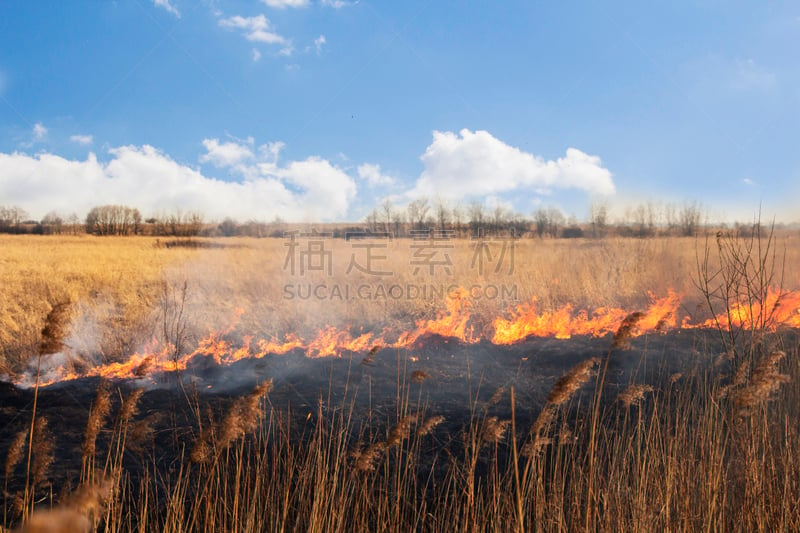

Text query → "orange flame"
[698,287,800,330]
[13,286,800,387]
[398,287,476,347]
[492,290,681,344]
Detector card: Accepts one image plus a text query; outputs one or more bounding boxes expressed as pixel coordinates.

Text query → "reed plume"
[386,416,416,447]
[735,350,790,413]
[529,357,599,441]
[558,424,574,446]
[38,302,71,356]
[417,415,445,437]
[14,478,112,533]
[127,414,159,454]
[118,388,144,425]
[353,441,386,472]
[488,386,506,406]
[190,429,213,465]
[612,312,644,349]
[546,357,600,407]
[5,430,27,481]
[482,417,510,444]
[191,381,272,463]
[31,417,54,488]
[83,381,111,459]
[522,435,552,458]
[530,408,554,437]
[618,384,653,408]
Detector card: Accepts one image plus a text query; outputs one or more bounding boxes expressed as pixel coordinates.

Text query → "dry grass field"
[1,228,800,531]
[3,231,798,375]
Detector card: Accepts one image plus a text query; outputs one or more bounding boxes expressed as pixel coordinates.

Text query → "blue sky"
[0,1,798,222]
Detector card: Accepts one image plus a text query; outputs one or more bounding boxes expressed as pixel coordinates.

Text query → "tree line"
[362,198,709,239]
[0,199,780,239]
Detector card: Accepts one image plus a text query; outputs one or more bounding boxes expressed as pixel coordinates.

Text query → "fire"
[492,290,681,344]
[305,327,374,357]
[698,287,800,330]
[398,287,476,346]
[11,286,800,387]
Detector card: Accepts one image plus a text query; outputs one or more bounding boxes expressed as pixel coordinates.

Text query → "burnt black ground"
[0,329,723,494]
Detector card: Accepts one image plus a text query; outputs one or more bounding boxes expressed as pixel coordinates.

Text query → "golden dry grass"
[3,232,798,375]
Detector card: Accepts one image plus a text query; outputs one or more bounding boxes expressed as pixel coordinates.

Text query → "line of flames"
[16,286,800,387]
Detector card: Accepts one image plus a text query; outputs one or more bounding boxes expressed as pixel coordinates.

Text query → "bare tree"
[451,204,464,238]
[391,210,405,238]
[679,201,703,236]
[435,198,450,232]
[546,207,565,238]
[664,202,678,235]
[85,205,142,236]
[589,201,608,239]
[41,211,64,235]
[152,209,204,237]
[492,205,507,233]
[630,204,649,237]
[407,198,430,230]
[0,205,29,232]
[218,218,238,237]
[381,199,394,234]
[366,208,380,232]
[66,213,80,235]
[533,208,548,238]
[646,201,658,235]
[468,202,485,236]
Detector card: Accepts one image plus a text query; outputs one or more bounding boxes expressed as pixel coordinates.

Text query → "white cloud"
[314,35,326,54]
[258,141,285,162]
[743,178,755,186]
[219,14,287,45]
[33,123,48,141]
[200,138,254,167]
[407,129,615,201]
[153,0,180,18]
[0,143,357,222]
[70,134,93,145]
[357,163,394,187]
[321,0,353,8]
[261,0,309,8]
[251,48,262,62]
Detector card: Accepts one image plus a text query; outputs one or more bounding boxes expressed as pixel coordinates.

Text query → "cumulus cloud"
[357,163,394,187]
[70,134,93,145]
[219,14,287,45]
[200,137,254,167]
[0,142,357,222]
[252,48,262,62]
[261,0,309,8]
[407,129,615,201]
[152,0,180,18]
